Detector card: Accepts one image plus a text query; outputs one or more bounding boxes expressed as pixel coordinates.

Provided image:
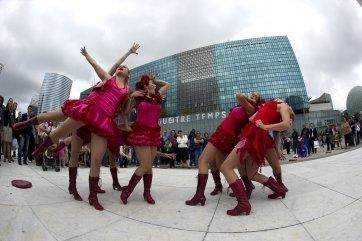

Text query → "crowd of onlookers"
[280,116,361,158]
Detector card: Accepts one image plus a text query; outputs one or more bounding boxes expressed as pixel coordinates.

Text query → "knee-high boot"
[13,117,38,131]
[263,176,286,199]
[88,176,104,211]
[68,167,83,201]
[227,179,251,216]
[32,136,53,159]
[210,170,223,196]
[110,167,122,191]
[241,176,254,199]
[274,173,288,192]
[120,173,142,204]
[185,174,208,206]
[89,176,106,194]
[143,174,155,204]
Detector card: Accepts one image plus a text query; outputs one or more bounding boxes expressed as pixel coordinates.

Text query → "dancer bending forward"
[220,99,294,216]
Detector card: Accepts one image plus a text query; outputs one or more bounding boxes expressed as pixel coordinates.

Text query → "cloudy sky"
[0,0,361,113]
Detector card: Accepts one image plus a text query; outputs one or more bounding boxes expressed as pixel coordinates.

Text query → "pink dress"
[236,99,282,166]
[61,77,128,140]
[127,92,162,147]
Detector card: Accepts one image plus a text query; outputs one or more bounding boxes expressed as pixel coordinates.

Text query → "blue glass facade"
[128,36,309,133]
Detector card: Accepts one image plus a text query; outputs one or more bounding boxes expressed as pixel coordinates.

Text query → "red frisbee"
[11,180,32,189]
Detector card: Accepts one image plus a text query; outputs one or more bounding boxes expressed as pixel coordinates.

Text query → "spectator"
[188,129,196,166]
[193,131,204,166]
[3,98,15,163]
[118,145,132,168]
[0,96,5,161]
[202,132,209,150]
[291,129,299,154]
[177,130,189,167]
[18,106,35,165]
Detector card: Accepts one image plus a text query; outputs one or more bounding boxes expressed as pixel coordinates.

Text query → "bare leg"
[89,133,107,177]
[37,108,67,123]
[49,118,85,144]
[69,134,83,168]
[220,148,241,184]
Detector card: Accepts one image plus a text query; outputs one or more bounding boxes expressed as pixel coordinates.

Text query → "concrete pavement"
[0,147,361,241]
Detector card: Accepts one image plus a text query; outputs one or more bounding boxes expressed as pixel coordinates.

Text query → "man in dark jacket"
[18,106,34,165]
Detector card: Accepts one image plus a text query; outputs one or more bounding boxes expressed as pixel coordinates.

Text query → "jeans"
[19,134,31,163]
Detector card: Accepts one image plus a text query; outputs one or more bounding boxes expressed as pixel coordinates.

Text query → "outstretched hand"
[80,47,88,56]
[129,43,140,54]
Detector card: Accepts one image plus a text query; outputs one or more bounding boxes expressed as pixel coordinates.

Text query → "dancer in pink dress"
[185,92,261,206]
[120,74,169,205]
[14,43,139,210]
[219,99,294,216]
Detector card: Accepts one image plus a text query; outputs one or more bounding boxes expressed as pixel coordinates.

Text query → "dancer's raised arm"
[108,43,140,76]
[81,47,111,82]
[152,77,169,98]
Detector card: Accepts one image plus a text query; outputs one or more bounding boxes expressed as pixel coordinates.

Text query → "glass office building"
[129,36,309,133]
[37,73,72,114]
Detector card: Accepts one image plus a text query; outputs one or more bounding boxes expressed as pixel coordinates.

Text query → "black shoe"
[24,162,28,165]
[18,162,22,165]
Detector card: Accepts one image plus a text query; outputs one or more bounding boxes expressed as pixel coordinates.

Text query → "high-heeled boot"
[32,136,53,159]
[88,176,104,211]
[143,174,155,204]
[13,116,38,131]
[110,167,122,191]
[263,176,286,199]
[210,170,223,196]
[241,176,254,199]
[88,176,106,193]
[68,167,83,201]
[227,179,251,216]
[275,173,288,192]
[185,174,208,206]
[120,173,142,204]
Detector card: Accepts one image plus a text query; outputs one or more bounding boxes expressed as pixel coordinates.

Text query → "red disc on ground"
[11,180,32,189]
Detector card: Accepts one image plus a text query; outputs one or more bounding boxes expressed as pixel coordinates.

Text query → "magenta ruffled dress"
[62,77,128,147]
[127,93,162,147]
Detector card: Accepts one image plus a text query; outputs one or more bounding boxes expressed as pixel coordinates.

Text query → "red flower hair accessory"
[135,75,150,90]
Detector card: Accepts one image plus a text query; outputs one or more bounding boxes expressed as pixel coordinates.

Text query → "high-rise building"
[129,36,310,132]
[37,73,72,114]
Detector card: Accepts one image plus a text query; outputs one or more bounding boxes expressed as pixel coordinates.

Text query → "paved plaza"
[0,147,361,241]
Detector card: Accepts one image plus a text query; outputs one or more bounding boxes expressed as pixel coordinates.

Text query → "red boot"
[143,174,155,204]
[68,167,83,201]
[275,173,288,192]
[120,173,142,204]
[32,136,53,159]
[185,174,208,206]
[241,176,254,199]
[13,116,38,131]
[88,176,104,211]
[210,170,223,196]
[110,167,122,191]
[89,176,106,194]
[227,179,251,216]
[264,176,286,199]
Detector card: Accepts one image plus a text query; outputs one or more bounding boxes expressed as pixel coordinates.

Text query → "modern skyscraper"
[37,73,72,114]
